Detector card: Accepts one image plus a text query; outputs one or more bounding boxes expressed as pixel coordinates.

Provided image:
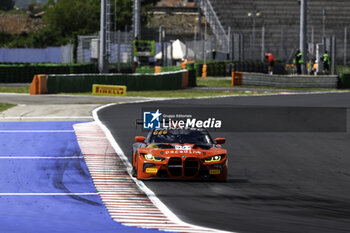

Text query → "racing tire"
[131,167,137,178]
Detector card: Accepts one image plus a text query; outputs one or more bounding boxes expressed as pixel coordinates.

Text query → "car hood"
[138,143,226,157]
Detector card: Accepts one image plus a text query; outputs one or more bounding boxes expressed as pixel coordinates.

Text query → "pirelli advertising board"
[92,84,127,96]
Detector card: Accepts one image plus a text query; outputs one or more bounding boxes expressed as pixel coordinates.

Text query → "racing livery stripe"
[74,122,232,233]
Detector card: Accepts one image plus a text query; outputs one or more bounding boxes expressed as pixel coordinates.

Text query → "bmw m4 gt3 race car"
[131,128,227,181]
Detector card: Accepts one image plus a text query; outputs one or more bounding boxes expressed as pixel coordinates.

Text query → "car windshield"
[148,128,213,144]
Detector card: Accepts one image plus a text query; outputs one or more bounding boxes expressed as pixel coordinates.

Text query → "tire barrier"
[32,70,191,94]
[241,72,338,88]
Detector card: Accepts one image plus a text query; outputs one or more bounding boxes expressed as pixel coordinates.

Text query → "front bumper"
[136,155,227,180]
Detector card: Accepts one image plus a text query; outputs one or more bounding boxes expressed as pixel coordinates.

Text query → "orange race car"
[131,128,227,181]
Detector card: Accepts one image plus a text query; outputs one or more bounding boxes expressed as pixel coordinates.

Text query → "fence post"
[239,33,244,61]
[279,26,284,59]
[117,30,121,73]
[344,27,347,65]
[331,35,336,75]
[261,25,265,62]
[231,33,234,61]
[159,26,163,66]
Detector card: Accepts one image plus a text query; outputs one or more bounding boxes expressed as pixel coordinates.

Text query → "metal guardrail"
[197,0,229,52]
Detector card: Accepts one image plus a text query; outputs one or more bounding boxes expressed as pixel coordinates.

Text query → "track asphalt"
[97,93,350,233]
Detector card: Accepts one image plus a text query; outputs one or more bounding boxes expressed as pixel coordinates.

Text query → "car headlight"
[203,155,224,163]
[142,153,165,162]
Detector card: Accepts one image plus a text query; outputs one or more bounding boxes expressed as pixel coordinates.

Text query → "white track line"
[0,156,83,159]
[0,130,75,133]
[73,101,234,233]
[0,193,98,196]
[0,116,93,120]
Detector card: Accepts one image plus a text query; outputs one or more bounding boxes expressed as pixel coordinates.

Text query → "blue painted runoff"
[0,122,170,233]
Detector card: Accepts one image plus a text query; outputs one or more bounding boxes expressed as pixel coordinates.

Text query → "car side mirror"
[135,136,146,143]
[215,138,226,144]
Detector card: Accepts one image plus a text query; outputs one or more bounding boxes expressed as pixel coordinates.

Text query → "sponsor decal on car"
[165,150,202,155]
[209,169,221,175]
[175,145,191,150]
[145,168,158,174]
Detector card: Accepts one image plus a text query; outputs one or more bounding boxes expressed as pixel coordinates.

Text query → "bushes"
[185,63,197,87]
[194,61,231,77]
[135,66,155,74]
[109,63,134,73]
[0,63,97,83]
[135,65,182,74]
[338,73,350,89]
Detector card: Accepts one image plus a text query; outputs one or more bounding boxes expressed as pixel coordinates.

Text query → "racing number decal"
[175,145,191,150]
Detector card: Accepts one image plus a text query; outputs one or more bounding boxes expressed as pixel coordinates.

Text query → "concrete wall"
[242,72,338,88]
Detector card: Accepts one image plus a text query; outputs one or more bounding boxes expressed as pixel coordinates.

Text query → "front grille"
[168,157,182,176]
[184,158,199,177]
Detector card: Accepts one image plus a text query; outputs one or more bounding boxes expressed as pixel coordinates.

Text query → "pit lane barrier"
[29,69,196,95]
[232,72,338,88]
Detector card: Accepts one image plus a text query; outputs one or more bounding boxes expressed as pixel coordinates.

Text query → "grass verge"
[0,86,29,93]
[0,103,15,112]
[197,79,231,87]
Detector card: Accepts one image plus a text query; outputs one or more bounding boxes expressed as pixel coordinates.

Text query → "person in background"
[321,50,330,74]
[311,60,318,75]
[294,49,303,75]
[265,53,275,75]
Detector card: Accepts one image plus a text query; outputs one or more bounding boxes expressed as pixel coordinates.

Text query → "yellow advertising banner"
[92,84,127,96]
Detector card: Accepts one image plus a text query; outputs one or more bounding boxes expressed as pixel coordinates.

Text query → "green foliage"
[336,65,350,74]
[0,0,14,11]
[338,72,350,89]
[135,66,182,74]
[109,62,134,73]
[0,0,161,49]
[110,0,133,31]
[1,0,160,48]
[0,103,15,112]
[44,0,100,38]
[47,70,184,93]
[110,0,160,31]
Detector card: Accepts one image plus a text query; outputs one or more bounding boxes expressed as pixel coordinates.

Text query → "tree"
[0,0,14,11]
[43,0,100,37]
[2,0,161,47]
